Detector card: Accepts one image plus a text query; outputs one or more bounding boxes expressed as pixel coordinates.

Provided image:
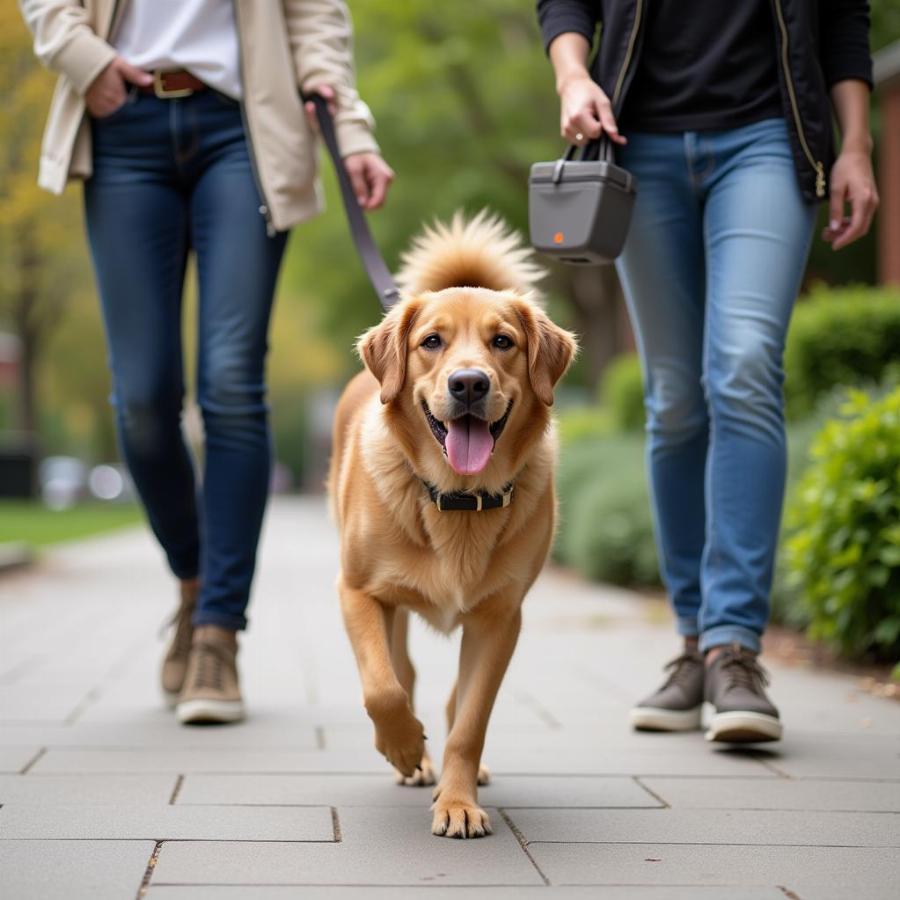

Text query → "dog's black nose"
[448,369,490,407]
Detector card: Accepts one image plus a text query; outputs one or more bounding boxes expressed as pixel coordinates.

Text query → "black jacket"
[536,0,873,201]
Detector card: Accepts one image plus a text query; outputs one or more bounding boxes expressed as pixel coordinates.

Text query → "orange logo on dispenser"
[553,231,565,244]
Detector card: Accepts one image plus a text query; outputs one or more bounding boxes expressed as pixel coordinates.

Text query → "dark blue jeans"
[84,89,288,631]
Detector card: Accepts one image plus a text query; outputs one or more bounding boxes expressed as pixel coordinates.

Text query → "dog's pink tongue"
[446,416,494,475]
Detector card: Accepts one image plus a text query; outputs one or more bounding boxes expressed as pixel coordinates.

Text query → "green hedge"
[600,354,645,431]
[781,386,900,661]
[594,286,900,429]
[554,433,659,587]
[784,286,900,418]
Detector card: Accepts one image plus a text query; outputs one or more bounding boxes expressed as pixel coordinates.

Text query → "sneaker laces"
[191,640,232,692]
[159,591,195,654]
[662,651,702,689]
[717,645,770,695]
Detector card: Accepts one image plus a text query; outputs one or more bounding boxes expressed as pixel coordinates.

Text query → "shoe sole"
[629,705,703,732]
[705,710,782,743]
[176,699,245,725]
[162,689,180,710]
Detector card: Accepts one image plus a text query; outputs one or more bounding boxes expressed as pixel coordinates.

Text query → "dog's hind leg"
[389,609,435,786]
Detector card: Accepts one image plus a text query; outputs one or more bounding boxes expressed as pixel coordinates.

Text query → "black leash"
[305,93,400,311]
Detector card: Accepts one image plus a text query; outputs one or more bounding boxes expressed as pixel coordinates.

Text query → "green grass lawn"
[0,501,143,547]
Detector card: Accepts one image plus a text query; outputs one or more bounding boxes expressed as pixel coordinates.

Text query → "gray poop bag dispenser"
[529,137,636,265]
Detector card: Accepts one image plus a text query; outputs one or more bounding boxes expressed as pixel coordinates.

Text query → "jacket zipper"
[611,0,644,110]
[231,0,276,235]
[772,0,826,197]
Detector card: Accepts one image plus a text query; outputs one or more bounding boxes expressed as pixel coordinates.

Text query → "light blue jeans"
[615,118,816,653]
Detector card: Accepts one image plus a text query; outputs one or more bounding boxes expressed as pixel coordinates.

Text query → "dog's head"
[358,289,577,478]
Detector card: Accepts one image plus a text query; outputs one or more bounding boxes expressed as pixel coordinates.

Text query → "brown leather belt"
[138,70,209,99]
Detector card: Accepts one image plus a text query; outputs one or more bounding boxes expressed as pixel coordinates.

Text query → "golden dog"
[329,213,577,838]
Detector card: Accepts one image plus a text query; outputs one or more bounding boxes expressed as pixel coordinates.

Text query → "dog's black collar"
[423,481,514,512]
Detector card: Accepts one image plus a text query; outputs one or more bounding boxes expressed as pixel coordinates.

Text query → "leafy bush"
[556,405,614,446]
[782,387,900,661]
[784,286,900,419]
[599,353,645,431]
[555,433,660,587]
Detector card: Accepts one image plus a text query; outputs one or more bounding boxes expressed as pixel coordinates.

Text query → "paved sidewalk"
[1,497,898,899]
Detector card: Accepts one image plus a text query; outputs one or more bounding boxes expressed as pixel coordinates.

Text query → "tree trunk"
[13,223,42,437]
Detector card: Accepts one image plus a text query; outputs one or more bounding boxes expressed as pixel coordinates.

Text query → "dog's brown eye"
[492,334,514,350]
[422,334,442,350]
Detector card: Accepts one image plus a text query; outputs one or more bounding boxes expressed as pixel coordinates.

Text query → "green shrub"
[784,286,900,419]
[599,353,645,431]
[556,405,614,446]
[555,433,660,587]
[782,386,900,661]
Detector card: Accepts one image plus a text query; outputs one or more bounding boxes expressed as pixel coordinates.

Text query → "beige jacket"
[18,0,380,231]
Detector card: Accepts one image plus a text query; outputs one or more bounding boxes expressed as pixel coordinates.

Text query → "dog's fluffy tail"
[396,210,544,296]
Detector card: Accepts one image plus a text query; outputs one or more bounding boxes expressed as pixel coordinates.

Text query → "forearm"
[831,79,873,154]
[283,0,377,156]
[549,33,592,93]
[18,0,115,94]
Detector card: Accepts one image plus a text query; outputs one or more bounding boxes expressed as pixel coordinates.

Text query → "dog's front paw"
[372,710,425,778]
[431,796,492,839]
[395,751,436,786]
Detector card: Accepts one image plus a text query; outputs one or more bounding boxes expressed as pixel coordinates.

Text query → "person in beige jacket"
[19,0,394,725]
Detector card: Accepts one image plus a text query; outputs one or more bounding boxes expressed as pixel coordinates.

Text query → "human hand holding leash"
[304,83,394,210]
[85,57,152,118]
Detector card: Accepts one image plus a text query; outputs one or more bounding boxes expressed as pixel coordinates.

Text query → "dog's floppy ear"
[357,299,422,404]
[514,298,578,406]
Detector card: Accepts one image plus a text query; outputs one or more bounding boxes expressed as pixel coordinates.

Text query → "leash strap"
[305,93,400,311]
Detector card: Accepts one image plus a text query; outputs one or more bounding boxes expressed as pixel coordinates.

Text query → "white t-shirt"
[113,0,242,100]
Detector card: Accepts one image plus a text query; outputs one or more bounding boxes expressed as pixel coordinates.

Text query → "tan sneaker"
[160,580,198,707]
[176,625,245,724]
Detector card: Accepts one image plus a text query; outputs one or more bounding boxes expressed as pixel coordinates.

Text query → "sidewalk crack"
[168,775,185,805]
[498,808,550,885]
[19,747,46,775]
[135,840,163,899]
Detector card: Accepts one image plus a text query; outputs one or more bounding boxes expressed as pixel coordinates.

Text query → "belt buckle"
[153,71,194,99]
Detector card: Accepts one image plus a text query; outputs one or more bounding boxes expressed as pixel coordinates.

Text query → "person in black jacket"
[538,0,877,743]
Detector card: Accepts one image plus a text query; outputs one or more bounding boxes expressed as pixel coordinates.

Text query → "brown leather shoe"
[176,625,244,724]
[160,580,198,707]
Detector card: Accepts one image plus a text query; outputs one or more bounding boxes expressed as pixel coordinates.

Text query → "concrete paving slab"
[0,773,177,805]
[642,776,900,811]
[0,839,154,900]
[0,803,334,841]
[507,807,900,846]
[3,497,900,897]
[758,734,900,780]
[527,843,900,899]
[151,808,542,886]
[0,683,87,723]
[0,720,320,749]
[144,887,787,899]
[480,745,776,777]
[175,773,661,809]
[0,746,41,773]
[32,747,388,774]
